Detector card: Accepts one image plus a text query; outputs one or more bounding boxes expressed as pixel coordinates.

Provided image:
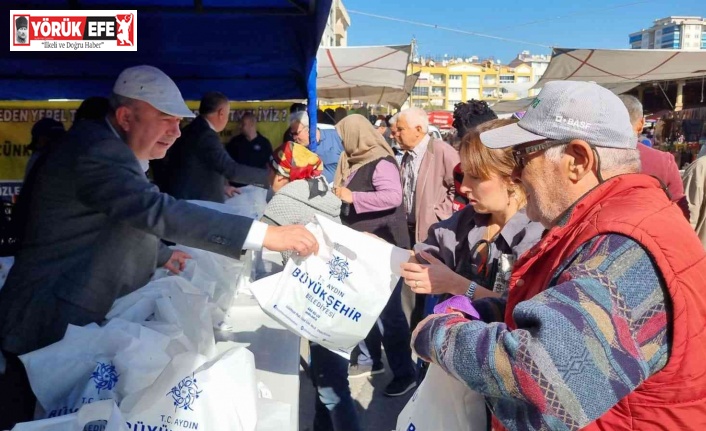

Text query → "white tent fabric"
[317,44,414,107]
[317,73,418,108]
[534,48,706,88]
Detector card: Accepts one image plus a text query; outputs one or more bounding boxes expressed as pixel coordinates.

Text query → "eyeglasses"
[292,127,308,137]
[512,139,568,169]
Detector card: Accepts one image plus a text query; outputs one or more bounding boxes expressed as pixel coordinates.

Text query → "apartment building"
[408,57,533,111]
[321,0,351,47]
[629,16,706,50]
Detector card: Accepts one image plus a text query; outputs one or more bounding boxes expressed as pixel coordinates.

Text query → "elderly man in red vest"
[412,81,706,430]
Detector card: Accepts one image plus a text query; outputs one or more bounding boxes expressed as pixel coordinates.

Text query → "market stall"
[0,2,334,429]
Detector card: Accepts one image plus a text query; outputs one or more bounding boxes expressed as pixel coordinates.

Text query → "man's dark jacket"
[165,116,268,203]
[0,119,254,355]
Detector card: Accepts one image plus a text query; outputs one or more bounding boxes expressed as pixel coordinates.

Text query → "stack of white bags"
[10,198,268,431]
[10,193,435,431]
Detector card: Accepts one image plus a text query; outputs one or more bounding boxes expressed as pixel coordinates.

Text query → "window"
[449,88,462,95]
[518,76,531,83]
[465,76,480,87]
[482,89,496,98]
[447,100,462,110]
[431,87,446,97]
[449,74,462,81]
[466,89,480,99]
[412,86,429,96]
[499,75,515,84]
[483,76,497,85]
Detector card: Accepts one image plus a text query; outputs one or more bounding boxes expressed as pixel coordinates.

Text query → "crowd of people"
[1,64,705,431]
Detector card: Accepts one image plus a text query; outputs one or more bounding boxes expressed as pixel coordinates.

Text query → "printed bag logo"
[10,10,137,51]
[167,374,202,412]
[327,255,352,282]
[90,362,119,393]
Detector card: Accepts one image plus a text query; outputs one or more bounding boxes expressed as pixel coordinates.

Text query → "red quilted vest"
[494,174,706,431]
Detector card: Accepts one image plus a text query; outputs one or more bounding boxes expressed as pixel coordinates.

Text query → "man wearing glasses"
[412,81,706,430]
[289,111,343,184]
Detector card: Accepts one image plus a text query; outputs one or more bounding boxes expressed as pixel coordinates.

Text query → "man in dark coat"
[164,92,268,203]
[0,65,318,428]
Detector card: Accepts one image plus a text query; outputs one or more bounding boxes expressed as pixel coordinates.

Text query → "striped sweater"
[413,233,670,430]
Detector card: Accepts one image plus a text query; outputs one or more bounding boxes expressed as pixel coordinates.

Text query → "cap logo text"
[555,115,591,130]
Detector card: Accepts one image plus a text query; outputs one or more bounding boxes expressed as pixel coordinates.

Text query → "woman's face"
[459,171,512,215]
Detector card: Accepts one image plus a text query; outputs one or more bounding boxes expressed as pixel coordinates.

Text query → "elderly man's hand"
[164,250,192,274]
[263,225,319,257]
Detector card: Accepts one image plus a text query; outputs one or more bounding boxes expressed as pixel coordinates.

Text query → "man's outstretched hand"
[263,225,319,257]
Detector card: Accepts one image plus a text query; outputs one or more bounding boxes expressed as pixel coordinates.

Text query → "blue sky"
[345,0,706,63]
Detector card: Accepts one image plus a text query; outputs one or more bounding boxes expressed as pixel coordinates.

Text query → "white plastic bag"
[251,214,410,356]
[12,399,128,431]
[119,346,258,431]
[395,364,487,431]
[19,323,171,419]
[106,277,217,359]
[223,185,268,220]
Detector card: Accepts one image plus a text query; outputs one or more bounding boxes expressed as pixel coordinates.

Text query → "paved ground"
[298,347,415,431]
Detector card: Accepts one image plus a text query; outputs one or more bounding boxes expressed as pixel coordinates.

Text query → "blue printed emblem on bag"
[90,362,119,393]
[327,255,351,282]
[167,374,202,411]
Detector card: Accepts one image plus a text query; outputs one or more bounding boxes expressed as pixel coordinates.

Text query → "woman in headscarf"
[333,114,408,249]
[261,142,361,431]
[334,114,418,398]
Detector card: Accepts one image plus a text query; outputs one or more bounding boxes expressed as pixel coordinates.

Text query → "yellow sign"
[0,100,292,201]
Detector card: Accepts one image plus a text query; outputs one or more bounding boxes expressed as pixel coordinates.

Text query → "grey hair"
[109,93,137,111]
[388,113,399,125]
[617,94,644,125]
[399,107,429,133]
[545,143,641,173]
[289,111,309,127]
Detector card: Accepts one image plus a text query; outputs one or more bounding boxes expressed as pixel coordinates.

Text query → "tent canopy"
[535,48,706,89]
[317,44,415,107]
[492,82,640,114]
[1,0,332,101]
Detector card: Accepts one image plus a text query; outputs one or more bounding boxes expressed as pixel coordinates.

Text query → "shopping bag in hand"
[251,214,410,356]
[395,364,487,431]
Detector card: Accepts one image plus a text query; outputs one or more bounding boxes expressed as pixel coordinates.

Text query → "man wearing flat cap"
[0,65,319,428]
[15,16,29,44]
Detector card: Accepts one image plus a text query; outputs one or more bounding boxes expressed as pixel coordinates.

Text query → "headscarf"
[270,141,322,181]
[334,114,395,187]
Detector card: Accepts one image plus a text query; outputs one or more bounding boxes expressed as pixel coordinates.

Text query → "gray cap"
[480,81,636,150]
[112,65,195,118]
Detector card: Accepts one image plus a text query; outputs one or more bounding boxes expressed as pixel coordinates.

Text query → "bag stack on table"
[13,238,262,430]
